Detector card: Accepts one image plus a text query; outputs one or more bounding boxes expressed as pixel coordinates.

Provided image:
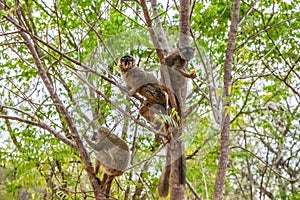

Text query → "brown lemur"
[164,46,197,109]
[118,55,169,128]
[158,46,197,198]
[158,147,171,198]
[83,127,130,197]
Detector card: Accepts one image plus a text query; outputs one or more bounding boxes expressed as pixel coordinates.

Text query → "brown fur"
[84,127,130,197]
[164,46,196,107]
[118,55,168,121]
[157,47,195,197]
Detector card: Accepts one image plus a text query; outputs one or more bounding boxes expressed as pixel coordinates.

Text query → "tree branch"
[0,114,76,149]
[3,5,103,198]
[151,0,170,53]
[139,0,177,109]
[213,0,241,199]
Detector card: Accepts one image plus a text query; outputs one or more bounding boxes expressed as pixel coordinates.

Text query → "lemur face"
[118,55,135,72]
[91,127,110,141]
[179,46,195,61]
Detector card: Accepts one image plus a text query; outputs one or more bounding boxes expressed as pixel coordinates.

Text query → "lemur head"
[179,46,195,61]
[91,127,111,141]
[118,55,136,72]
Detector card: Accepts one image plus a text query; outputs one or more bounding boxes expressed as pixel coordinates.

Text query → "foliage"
[0,0,299,199]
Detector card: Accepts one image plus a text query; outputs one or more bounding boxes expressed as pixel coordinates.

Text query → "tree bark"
[140,1,191,199]
[179,0,190,48]
[139,0,177,109]
[150,0,170,53]
[213,1,241,200]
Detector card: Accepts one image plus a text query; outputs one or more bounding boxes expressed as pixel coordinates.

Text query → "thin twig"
[185,179,202,200]
[126,142,168,171]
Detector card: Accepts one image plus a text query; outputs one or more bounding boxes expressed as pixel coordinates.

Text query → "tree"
[1,0,299,200]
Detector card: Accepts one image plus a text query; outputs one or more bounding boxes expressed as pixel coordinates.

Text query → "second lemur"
[84,127,130,197]
[157,46,196,197]
[164,46,197,108]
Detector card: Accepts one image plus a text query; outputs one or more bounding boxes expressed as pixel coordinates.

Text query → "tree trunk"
[213,1,241,200]
[168,1,191,199]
